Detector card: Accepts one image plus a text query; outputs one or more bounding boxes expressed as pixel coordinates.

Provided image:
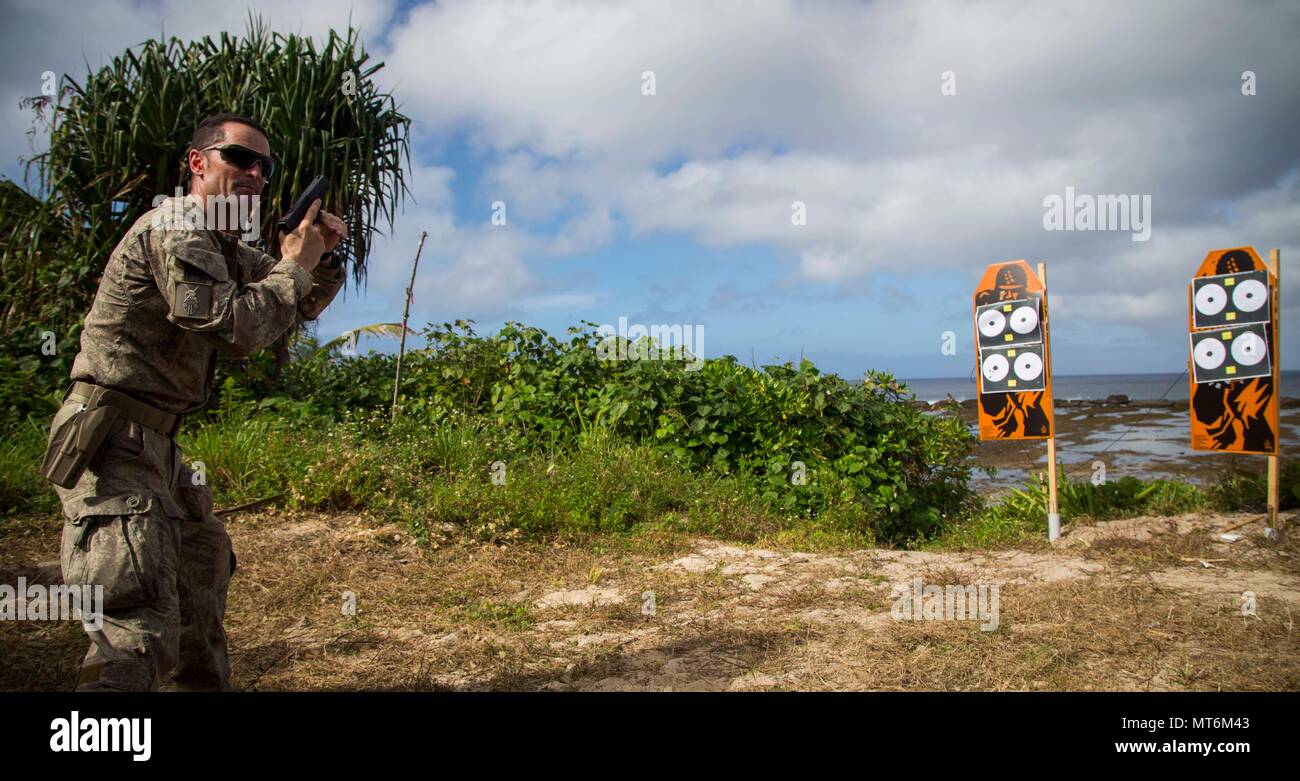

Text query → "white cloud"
[420,229,536,311]
[380,0,1299,317]
[516,292,602,311]
[339,161,541,323]
[6,0,1298,351]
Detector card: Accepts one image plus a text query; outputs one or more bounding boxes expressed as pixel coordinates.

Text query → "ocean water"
[897,371,1300,403]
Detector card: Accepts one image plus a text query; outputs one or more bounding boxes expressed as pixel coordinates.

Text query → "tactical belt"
[66,381,182,438]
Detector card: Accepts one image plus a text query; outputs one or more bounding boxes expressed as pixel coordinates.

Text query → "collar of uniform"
[154,194,263,249]
[153,193,209,232]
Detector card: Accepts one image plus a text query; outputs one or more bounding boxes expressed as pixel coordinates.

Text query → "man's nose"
[246,164,267,191]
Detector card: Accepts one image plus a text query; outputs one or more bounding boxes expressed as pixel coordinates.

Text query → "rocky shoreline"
[948,395,1299,494]
[916,395,1300,411]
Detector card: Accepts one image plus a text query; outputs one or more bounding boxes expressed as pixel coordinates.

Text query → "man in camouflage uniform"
[46,113,347,691]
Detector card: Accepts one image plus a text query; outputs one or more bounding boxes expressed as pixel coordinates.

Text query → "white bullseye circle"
[1193,337,1226,370]
[1009,305,1039,335]
[1230,331,1266,366]
[982,354,1010,383]
[1195,283,1227,316]
[1232,279,1267,313]
[978,309,1006,338]
[1013,351,1044,381]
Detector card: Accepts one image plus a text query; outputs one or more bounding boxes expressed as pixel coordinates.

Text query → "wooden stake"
[215,493,286,518]
[1219,515,1261,534]
[1268,248,1281,529]
[391,231,428,420]
[1038,261,1060,540]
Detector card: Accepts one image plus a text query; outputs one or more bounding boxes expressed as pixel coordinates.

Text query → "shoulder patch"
[173,280,213,320]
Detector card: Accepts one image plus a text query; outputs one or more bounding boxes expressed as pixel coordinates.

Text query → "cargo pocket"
[61,493,162,611]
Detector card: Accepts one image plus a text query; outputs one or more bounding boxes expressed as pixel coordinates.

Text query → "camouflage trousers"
[48,400,234,691]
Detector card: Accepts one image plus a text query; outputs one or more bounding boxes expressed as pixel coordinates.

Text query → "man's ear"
[187,148,205,188]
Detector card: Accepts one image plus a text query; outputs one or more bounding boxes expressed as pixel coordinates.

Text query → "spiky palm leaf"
[315,322,412,356]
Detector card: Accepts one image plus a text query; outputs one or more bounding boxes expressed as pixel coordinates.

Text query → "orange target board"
[973,260,1054,440]
[1189,246,1279,454]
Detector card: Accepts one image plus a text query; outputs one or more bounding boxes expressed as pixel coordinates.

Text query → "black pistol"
[277,175,329,234]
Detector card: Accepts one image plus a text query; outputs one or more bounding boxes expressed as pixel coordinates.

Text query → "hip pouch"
[42,404,121,488]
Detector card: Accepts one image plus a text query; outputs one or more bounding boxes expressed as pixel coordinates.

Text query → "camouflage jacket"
[68,195,345,414]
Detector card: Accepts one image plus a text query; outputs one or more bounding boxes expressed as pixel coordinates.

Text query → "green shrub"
[1057,474,1205,518]
[0,326,76,432]
[3,318,980,545]
[199,319,978,543]
[1207,461,1299,513]
[0,418,59,516]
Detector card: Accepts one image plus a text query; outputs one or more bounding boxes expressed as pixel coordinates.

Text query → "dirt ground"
[2,505,1297,691]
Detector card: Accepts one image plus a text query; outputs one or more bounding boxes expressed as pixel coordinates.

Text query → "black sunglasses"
[199,143,276,180]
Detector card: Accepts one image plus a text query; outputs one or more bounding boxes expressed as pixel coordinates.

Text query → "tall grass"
[0,418,58,516]
[2,402,1285,555]
[928,470,1209,550]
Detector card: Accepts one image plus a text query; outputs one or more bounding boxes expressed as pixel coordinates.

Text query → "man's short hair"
[182,113,269,189]
[188,112,268,151]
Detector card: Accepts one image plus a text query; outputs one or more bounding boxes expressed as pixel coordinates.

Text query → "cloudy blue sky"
[2,0,1298,379]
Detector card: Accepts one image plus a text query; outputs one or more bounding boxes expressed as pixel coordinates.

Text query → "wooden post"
[1268,248,1281,529]
[1038,261,1060,540]
[391,231,428,420]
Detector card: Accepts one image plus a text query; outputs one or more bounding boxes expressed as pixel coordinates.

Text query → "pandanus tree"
[0,17,411,389]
